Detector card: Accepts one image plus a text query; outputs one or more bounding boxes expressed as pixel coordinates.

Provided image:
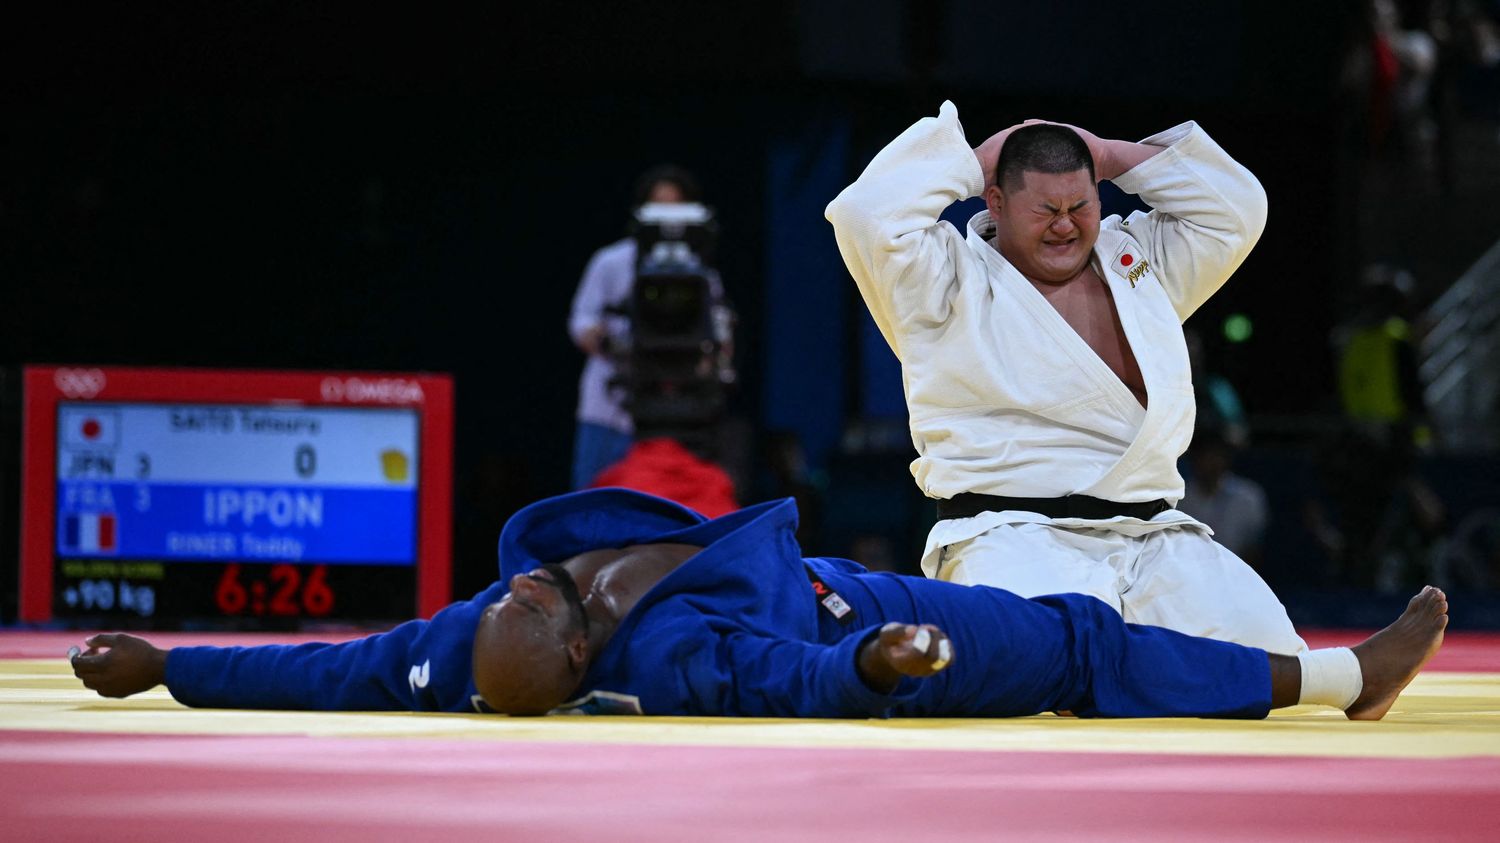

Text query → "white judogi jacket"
[826,101,1268,560]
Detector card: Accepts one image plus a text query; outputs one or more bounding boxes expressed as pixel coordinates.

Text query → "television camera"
[606,201,736,450]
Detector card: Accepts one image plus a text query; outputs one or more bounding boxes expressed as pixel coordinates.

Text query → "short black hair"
[633,163,702,205]
[994,124,1095,193]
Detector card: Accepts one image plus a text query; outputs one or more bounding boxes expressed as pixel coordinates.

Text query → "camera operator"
[567,165,726,489]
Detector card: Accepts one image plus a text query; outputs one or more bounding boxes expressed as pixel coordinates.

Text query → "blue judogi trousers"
[818,567,1273,719]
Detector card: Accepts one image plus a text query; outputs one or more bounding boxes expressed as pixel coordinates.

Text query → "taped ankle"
[1297,647,1362,710]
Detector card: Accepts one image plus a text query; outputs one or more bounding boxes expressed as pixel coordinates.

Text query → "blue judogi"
[166,489,1270,718]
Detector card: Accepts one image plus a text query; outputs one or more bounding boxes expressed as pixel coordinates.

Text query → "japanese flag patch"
[1112,242,1152,288]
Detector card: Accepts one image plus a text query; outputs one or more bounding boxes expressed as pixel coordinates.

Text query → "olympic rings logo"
[54,368,106,399]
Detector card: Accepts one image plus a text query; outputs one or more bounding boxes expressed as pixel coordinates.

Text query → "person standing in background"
[567,165,715,489]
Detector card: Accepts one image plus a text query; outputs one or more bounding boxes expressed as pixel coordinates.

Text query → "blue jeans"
[572,421,633,490]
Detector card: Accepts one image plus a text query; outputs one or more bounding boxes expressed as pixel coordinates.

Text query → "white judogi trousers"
[932,521,1307,655]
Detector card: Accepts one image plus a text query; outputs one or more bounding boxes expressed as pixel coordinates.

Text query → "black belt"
[936,493,1169,522]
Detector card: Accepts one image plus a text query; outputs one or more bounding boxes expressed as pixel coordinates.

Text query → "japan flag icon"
[61,410,120,448]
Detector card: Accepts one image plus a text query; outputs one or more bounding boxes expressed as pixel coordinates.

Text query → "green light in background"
[1223,313,1253,343]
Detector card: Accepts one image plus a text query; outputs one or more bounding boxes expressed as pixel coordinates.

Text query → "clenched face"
[985,168,1100,285]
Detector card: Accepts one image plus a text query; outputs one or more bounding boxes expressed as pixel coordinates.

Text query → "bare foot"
[1346,586,1448,720]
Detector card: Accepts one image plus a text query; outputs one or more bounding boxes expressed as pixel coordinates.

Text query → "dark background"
[4,2,1498,621]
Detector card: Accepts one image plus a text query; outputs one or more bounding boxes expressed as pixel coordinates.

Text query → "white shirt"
[569,238,638,432]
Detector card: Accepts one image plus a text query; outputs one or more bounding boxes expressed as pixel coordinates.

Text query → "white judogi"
[826,101,1304,654]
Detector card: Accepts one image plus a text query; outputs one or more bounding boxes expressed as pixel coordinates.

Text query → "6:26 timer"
[215,563,334,617]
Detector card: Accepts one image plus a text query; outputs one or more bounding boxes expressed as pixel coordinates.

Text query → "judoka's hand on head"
[1020,120,1111,180]
[975,119,1130,187]
[1006,120,1163,182]
[974,120,1047,191]
[856,623,953,693]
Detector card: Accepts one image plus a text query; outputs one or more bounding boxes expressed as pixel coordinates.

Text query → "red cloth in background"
[590,437,738,517]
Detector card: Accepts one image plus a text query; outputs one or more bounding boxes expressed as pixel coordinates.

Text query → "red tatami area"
[5,731,1499,843]
[5,629,1498,841]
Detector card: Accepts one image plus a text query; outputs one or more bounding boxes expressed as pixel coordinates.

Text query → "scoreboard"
[21,367,453,626]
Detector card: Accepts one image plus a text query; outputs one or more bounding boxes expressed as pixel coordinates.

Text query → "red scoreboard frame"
[20,366,454,624]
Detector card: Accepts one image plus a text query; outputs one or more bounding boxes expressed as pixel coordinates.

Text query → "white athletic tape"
[911,628,932,653]
[930,639,953,671]
[1298,647,1362,709]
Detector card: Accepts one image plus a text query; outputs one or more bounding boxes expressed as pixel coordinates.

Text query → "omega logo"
[54,368,107,399]
[320,376,424,405]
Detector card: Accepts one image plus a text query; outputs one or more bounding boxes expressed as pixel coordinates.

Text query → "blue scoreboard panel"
[56,403,418,565]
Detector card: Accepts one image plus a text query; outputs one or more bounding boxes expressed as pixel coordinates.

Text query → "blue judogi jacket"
[166,490,902,716]
[167,488,1270,719]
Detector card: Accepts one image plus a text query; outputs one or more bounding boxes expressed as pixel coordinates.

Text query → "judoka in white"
[826,101,1305,654]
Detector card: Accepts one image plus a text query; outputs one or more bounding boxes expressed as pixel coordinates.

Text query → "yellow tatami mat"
[5,657,1498,760]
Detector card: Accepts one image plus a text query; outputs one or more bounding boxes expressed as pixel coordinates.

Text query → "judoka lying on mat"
[73,490,1445,720]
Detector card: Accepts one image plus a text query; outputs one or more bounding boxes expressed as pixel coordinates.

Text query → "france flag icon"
[62,512,118,554]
